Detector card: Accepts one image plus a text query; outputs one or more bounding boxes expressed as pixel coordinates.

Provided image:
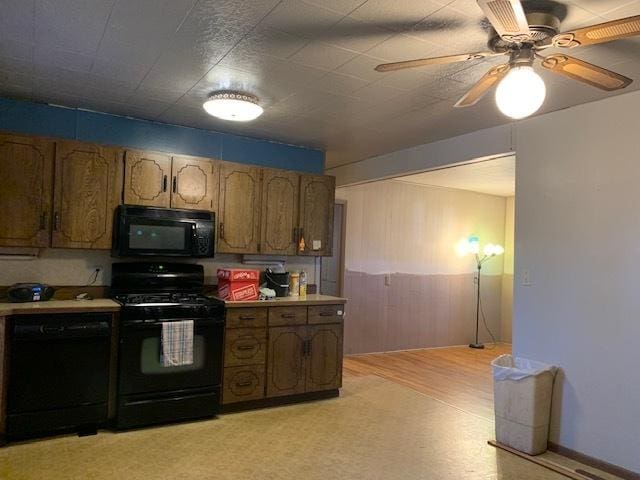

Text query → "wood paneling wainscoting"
[343,270,504,355]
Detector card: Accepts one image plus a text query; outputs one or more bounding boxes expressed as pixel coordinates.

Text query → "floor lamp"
[456,236,504,349]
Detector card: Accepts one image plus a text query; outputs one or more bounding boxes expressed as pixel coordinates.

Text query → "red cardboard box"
[217,268,260,301]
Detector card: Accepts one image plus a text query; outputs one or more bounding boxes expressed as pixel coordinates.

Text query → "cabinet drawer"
[268,306,308,326]
[226,307,268,328]
[224,328,267,367]
[222,365,265,404]
[308,305,344,324]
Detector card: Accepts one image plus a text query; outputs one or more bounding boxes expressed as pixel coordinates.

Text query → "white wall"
[514,91,640,473]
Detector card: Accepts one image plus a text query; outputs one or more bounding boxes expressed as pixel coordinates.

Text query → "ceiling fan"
[374,0,640,119]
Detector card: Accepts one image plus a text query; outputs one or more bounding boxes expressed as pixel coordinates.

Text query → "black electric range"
[111,262,225,430]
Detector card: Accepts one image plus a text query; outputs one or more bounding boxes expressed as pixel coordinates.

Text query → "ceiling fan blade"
[374,52,500,72]
[553,15,640,48]
[476,0,531,41]
[540,54,632,91]
[454,64,510,108]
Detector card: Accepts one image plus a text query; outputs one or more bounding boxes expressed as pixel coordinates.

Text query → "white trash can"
[491,354,558,455]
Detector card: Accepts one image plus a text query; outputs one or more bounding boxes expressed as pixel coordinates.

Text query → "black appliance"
[6,313,111,439]
[111,262,224,430]
[113,205,215,258]
[265,269,290,297]
[7,283,55,303]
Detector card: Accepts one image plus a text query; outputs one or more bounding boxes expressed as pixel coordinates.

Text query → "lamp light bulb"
[495,66,546,119]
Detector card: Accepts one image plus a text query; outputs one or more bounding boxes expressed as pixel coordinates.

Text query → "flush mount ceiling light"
[203,91,263,122]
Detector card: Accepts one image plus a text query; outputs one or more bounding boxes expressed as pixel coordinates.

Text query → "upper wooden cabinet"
[171,155,219,211]
[0,134,54,248]
[298,175,335,256]
[123,150,171,207]
[52,141,123,249]
[260,169,299,255]
[123,151,217,212]
[218,162,262,254]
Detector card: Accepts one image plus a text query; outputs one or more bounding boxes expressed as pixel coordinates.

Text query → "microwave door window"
[129,224,186,251]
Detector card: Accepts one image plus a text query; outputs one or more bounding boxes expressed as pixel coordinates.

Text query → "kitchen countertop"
[0,299,121,316]
[215,294,347,308]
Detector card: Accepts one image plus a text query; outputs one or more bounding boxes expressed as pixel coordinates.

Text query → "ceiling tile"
[309,71,370,95]
[35,0,115,55]
[260,0,344,38]
[289,41,357,70]
[322,16,394,53]
[335,54,390,81]
[569,0,637,16]
[34,46,94,73]
[364,34,439,62]
[1,0,35,44]
[303,0,366,16]
[91,57,151,85]
[352,81,405,102]
[350,0,445,31]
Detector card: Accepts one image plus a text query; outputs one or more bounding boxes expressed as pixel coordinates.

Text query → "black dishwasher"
[7,312,112,439]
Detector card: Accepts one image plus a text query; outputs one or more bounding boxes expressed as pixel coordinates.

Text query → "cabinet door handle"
[219,222,224,240]
[163,175,168,192]
[40,212,46,230]
[307,339,312,356]
[172,176,177,193]
[236,345,256,351]
[293,227,298,243]
[302,339,308,357]
[53,212,60,231]
[235,380,253,387]
[238,315,256,321]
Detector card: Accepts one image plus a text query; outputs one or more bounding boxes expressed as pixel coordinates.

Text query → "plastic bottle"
[299,270,307,298]
[289,272,300,297]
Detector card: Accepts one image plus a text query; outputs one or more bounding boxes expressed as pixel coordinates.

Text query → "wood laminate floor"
[344,343,512,420]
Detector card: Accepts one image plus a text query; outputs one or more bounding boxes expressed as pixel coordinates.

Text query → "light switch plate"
[521,269,531,286]
[312,240,322,250]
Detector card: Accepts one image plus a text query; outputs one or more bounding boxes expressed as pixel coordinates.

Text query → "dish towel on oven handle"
[161,320,194,367]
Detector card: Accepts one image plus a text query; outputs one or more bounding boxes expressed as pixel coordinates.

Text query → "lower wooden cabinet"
[222,304,344,407]
[223,365,265,404]
[266,325,307,398]
[266,322,343,399]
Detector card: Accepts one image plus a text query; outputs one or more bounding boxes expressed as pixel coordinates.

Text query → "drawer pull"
[238,315,256,321]
[235,381,253,387]
[319,312,334,317]
[281,313,297,318]
[236,345,256,351]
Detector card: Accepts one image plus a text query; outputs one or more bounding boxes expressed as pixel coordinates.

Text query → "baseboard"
[548,442,640,480]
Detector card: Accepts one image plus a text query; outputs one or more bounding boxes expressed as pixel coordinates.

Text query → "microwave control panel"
[194,222,214,257]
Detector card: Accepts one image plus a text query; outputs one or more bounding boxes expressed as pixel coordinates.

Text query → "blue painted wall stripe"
[0,97,325,174]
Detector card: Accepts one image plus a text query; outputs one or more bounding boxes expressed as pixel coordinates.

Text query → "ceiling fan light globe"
[495,66,546,119]
[203,92,263,122]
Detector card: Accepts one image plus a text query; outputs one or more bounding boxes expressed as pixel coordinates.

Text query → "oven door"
[118,318,223,396]
[118,216,196,257]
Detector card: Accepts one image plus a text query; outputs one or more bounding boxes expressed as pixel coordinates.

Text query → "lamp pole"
[470,256,484,349]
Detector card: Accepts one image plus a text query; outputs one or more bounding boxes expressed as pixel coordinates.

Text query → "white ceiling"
[397,155,515,196]
[1,1,640,169]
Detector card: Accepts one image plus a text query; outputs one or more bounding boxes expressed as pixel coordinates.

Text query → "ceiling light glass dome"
[495,66,546,120]
[203,91,263,122]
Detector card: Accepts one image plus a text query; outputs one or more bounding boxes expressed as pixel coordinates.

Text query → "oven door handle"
[122,318,223,329]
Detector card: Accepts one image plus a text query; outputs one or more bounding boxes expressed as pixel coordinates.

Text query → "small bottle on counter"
[289,272,300,297]
[299,270,307,298]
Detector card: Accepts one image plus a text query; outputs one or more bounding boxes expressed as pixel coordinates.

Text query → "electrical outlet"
[521,269,531,286]
[384,274,391,287]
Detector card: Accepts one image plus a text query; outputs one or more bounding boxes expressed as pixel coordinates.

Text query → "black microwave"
[113,205,215,258]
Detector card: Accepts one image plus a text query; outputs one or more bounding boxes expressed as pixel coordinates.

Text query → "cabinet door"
[298,175,335,256]
[306,324,343,393]
[123,150,171,207]
[260,169,299,255]
[171,155,218,211]
[218,162,261,254]
[0,134,54,247]
[266,326,307,398]
[52,141,124,249]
